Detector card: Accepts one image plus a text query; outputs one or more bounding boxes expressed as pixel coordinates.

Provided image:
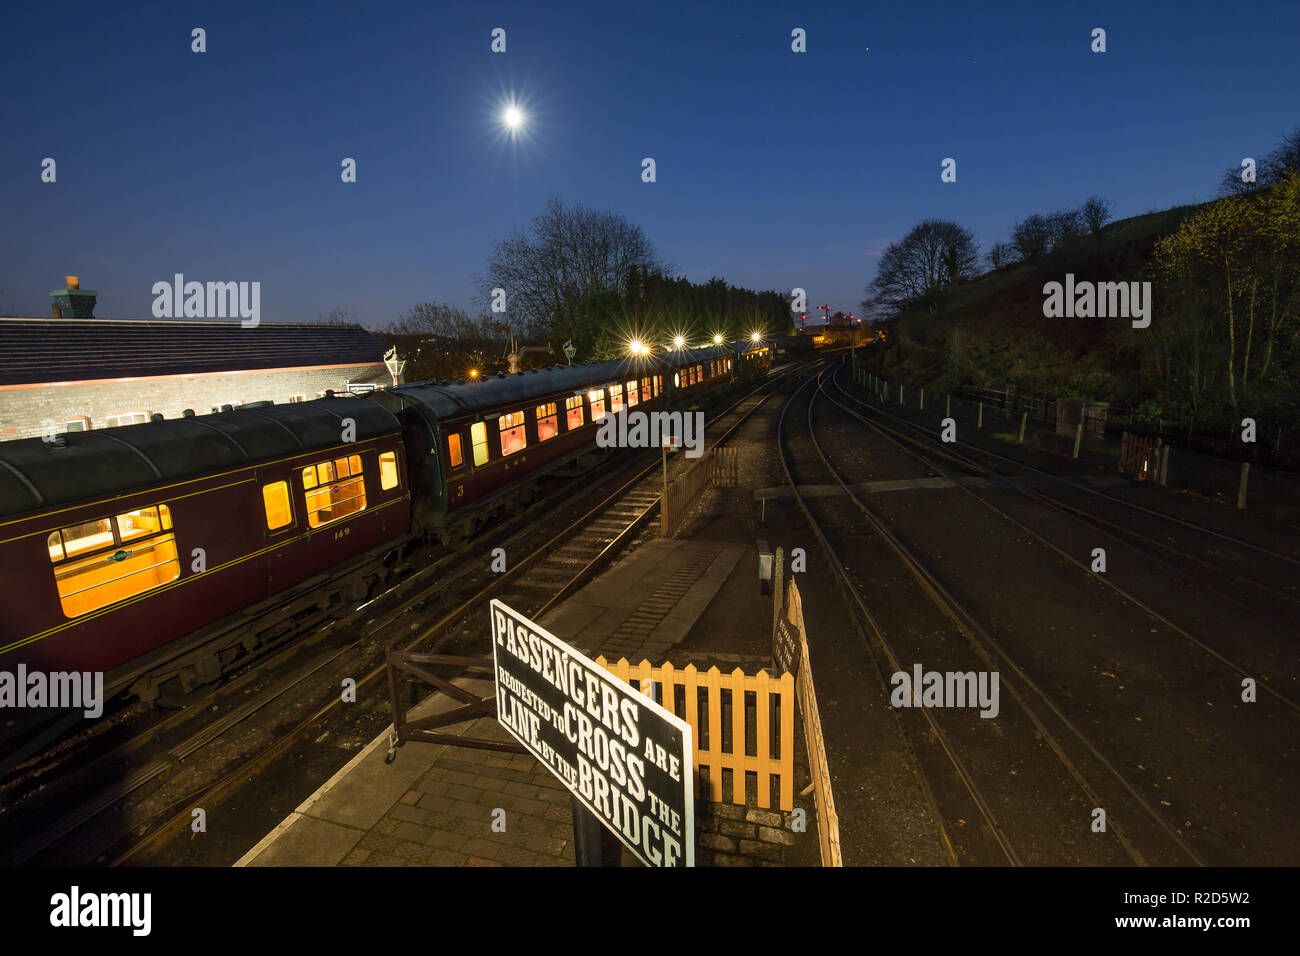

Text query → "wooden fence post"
[1018,411,1027,443]
[1073,422,1083,459]
[1237,462,1250,510]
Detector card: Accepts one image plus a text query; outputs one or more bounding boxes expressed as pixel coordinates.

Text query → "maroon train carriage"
[369,341,761,543]
[0,339,771,707]
[0,399,410,702]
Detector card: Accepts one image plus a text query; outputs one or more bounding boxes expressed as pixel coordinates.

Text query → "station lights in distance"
[673,335,686,350]
[750,331,762,343]
[713,334,724,345]
[628,339,651,357]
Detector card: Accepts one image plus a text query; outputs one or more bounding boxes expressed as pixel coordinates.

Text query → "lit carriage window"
[379,451,399,490]
[48,508,180,619]
[625,380,639,407]
[446,432,463,469]
[262,481,293,530]
[303,456,367,529]
[609,384,624,414]
[673,373,680,388]
[565,395,584,429]
[641,378,651,402]
[302,466,318,490]
[536,402,558,441]
[653,376,660,396]
[499,411,527,456]
[117,506,167,542]
[471,421,489,466]
[588,389,606,421]
[59,518,114,560]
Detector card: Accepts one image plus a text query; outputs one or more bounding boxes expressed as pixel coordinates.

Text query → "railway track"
[781,363,1300,865]
[829,367,1300,712]
[0,358,819,866]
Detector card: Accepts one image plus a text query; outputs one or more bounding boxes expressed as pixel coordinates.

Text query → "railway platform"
[236,537,816,867]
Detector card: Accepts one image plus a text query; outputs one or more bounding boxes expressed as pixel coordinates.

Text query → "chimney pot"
[49,276,97,318]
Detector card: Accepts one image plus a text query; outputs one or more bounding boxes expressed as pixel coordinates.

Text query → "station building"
[0,278,393,441]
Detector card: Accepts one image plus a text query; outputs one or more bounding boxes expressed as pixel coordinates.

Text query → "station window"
[588,389,606,422]
[302,456,367,528]
[46,505,180,618]
[609,384,624,414]
[625,380,639,408]
[536,402,558,441]
[65,417,90,433]
[471,421,489,466]
[288,394,307,403]
[566,395,584,430]
[499,411,527,456]
[104,411,150,428]
[262,481,293,530]
[379,451,399,490]
[447,432,463,470]
[641,379,652,403]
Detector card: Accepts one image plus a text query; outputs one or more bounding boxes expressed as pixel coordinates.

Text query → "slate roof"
[0,318,386,387]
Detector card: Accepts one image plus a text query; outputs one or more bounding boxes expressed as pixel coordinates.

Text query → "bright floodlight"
[713,333,723,345]
[750,331,761,342]
[629,339,646,356]
[503,106,524,129]
[673,335,685,349]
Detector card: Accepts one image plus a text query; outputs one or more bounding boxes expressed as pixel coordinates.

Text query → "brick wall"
[0,363,390,441]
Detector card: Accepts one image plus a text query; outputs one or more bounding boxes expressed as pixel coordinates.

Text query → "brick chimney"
[50,275,97,318]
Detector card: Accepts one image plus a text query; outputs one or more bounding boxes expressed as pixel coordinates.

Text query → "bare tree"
[985,241,1016,270]
[381,302,511,381]
[1046,208,1086,251]
[1219,126,1300,195]
[862,219,979,317]
[1080,195,1115,234]
[1010,213,1052,262]
[480,196,668,341]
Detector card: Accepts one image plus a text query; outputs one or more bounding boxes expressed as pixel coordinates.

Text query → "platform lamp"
[383,347,407,387]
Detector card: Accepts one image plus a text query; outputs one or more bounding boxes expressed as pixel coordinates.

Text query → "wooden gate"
[1119,432,1161,480]
[596,656,795,811]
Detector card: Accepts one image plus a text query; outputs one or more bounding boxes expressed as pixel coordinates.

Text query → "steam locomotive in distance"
[0,341,770,704]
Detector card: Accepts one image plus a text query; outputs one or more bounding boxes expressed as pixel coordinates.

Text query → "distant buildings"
[0,278,392,441]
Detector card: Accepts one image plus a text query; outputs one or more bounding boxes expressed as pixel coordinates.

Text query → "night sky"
[2,0,1297,326]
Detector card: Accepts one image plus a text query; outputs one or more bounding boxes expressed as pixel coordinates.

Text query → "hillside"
[871,204,1207,407]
